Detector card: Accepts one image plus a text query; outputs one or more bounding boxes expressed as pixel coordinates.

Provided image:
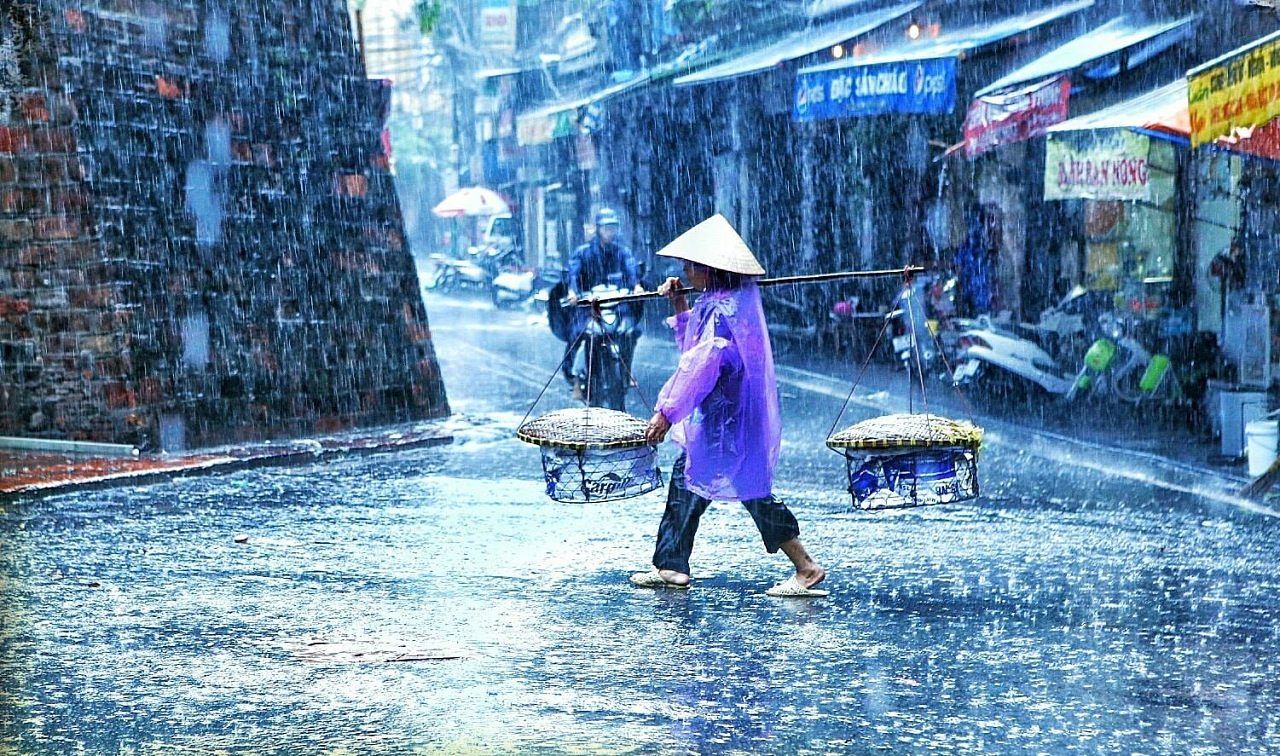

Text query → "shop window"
[1192,151,1242,334]
[1082,140,1178,316]
[181,311,210,369]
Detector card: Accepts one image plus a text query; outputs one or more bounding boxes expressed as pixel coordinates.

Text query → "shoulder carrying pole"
[575,265,928,307]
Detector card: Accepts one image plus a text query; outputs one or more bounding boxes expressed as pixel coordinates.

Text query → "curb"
[771,363,1255,501]
[0,426,454,501]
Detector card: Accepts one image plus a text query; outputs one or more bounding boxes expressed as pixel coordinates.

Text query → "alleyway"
[3,292,1280,753]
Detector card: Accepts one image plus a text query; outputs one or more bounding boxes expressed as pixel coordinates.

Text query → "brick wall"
[0,0,448,449]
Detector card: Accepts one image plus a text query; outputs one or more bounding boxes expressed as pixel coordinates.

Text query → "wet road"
[3,291,1280,753]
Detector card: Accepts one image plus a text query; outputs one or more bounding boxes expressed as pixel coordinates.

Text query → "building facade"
[0,0,449,449]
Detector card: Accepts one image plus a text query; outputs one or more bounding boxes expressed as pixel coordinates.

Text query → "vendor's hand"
[645,411,672,444]
[565,291,579,306]
[657,277,689,313]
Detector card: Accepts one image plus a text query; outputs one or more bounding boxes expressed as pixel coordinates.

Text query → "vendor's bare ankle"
[658,569,690,586]
[797,565,826,588]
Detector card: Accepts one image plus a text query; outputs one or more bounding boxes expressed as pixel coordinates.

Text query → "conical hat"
[656,214,765,276]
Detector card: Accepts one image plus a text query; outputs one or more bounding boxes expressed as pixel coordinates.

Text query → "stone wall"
[0,0,448,449]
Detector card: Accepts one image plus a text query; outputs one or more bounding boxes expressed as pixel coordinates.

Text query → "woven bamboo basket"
[517,407,663,502]
[827,413,983,511]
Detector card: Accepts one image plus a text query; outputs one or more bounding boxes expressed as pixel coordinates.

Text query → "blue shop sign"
[793,57,956,121]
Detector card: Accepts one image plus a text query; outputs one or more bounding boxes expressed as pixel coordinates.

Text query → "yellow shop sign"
[1045,130,1150,201]
[1188,29,1280,147]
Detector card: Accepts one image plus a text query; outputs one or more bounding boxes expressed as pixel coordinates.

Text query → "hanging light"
[907,21,922,40]
[831,44,845,59]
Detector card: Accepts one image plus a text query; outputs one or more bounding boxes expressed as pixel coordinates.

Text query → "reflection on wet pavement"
[2,296,1279,752]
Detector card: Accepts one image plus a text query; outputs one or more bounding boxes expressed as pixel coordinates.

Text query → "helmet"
[594,207,620,227]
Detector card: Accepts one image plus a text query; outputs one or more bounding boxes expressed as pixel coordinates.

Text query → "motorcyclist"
[562,207,644,398]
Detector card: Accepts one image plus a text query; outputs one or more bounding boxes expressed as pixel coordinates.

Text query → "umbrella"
[432,187,510,218]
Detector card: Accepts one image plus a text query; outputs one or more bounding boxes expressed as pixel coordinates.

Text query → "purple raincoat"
[655,280,781,501]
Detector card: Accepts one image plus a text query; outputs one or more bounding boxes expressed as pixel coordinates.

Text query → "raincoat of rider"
[565,210,641,336]
[561,208,642,385]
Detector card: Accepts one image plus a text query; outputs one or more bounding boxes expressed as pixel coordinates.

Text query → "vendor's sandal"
[629,570,690,590]
[765,576,829,598]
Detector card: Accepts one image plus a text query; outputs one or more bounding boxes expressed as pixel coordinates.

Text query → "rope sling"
[515,296,664,502]
[516,265,983,508]
[825,270,983,510]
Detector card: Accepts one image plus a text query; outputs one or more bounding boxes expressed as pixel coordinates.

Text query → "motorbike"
[951,315,1071,394]
[423,252,489,294]
[950,286,1102,395]
[491,268,535,308]
[557,283,642,412]
[424,237,525,298]
[492,266,563,310]
[1066,311,1178,405]
[951,286,1178,407]
[469,242,523,281]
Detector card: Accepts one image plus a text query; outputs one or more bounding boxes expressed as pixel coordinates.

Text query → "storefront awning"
[801,0,1094,73]
[1048,74,1280,160]
[515,74,651,146]
[673,1,921,87]
[1046,79,1190,142]
[962,75,1072,157]
[475,67,525,80]
[793,0,1094,121]
[1215,120,1280,161]
[806,0,882,22]
[1187,28,1280,148]
[977,14,1199,96]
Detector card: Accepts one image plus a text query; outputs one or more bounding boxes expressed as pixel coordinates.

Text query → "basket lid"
[827,413,983,451]
[517,407,651,450]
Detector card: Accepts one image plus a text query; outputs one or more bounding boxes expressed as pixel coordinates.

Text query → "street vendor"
[631,214,828,598]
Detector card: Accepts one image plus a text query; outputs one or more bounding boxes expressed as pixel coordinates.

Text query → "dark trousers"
[652,454,800,575]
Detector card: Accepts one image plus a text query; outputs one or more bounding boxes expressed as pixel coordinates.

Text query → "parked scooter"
[950,286,1102,395]
[424,240,525,297]
[423,252,490,294]
[491,268,535,308]
[492,266,563,310]
[1066,311,1178,405]
[469,242,522,282]
[951,314,1075,394]
[951,286,1177,406]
